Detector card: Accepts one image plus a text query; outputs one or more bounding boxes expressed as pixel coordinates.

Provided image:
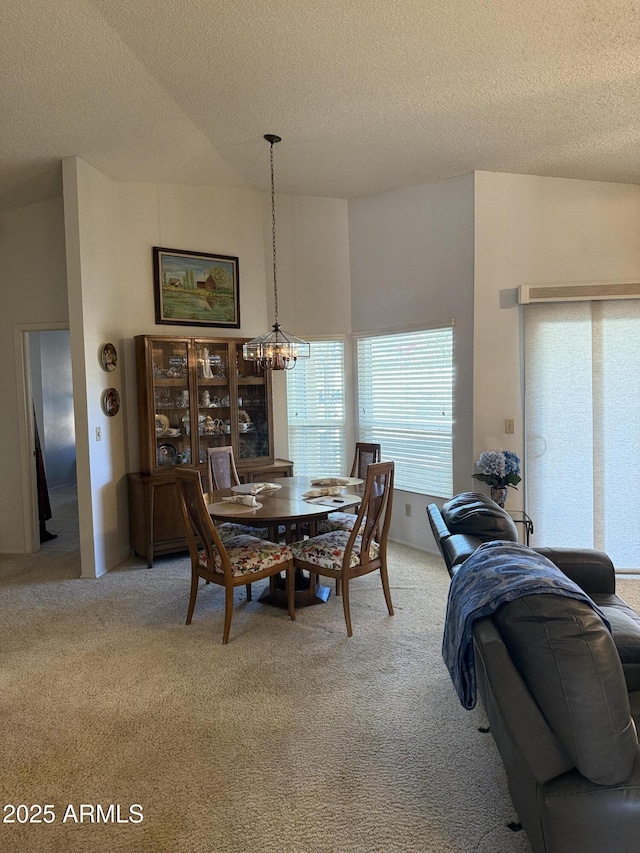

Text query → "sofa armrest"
[426,503,451,544]
[443,534,484,575]
[534,547,615,594]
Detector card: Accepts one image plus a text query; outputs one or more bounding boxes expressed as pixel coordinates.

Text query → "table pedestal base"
[258,569,332,608]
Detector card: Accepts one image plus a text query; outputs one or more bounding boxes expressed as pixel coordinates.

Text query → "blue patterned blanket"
[442,541,611,709]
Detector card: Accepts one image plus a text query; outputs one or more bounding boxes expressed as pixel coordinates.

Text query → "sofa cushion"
[535,547,616,594]
[441,491,519,542]
[494,593,638,786]
[592,593,640,692]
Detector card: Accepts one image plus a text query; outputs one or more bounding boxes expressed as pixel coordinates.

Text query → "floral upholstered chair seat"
[215,521,269,542]
[199,534,293,576]
[290,529,379,570]
[315,511,365,535]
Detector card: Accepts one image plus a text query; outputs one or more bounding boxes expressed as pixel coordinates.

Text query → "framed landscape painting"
[153,247,240,328]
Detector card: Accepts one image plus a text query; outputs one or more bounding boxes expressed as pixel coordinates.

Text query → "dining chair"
[175,468,295,644]
[290,461,395,637]
[350,442,382,478]
[206,446,269,541]
[207,445,241,490]
[316,441,383,535]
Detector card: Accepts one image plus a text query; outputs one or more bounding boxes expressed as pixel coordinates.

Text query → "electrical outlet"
[96,426,102,442]
[504,418,515,435]
[405,503,412,518]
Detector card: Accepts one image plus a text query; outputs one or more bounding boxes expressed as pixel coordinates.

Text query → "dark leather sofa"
[428,490,567,577]
[428,491,640,691]
[433,492,640,851]
[427,491,518,575]
[474,593,640,853]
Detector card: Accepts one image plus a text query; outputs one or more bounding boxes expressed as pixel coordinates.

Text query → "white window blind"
[525,300,640,570]
[356,325,453,497]
[286,340,346,476]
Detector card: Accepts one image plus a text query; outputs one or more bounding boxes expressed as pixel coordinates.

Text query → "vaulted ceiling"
[3,0,639,212]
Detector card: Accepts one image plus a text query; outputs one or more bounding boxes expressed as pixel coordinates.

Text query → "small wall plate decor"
[103,388,120,416]
[100,343,117,372]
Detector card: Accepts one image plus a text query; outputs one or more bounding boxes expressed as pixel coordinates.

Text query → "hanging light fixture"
[243,134,310,370]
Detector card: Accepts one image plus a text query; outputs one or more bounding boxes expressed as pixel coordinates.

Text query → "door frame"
[14,322,70,554]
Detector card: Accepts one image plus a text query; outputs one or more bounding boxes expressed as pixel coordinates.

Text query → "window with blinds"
[286,340,346,476]
[356,325,454,497]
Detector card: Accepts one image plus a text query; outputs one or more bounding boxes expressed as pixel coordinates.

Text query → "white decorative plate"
[100,342,117,372]
[103,388,120,416]
[156,443,177,465]
[155,414,170,434]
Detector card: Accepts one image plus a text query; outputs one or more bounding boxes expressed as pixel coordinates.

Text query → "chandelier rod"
[264,133,281,328]
[241,133,309,370]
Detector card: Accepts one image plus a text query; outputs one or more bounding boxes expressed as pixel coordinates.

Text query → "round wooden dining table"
[206,475,365,606]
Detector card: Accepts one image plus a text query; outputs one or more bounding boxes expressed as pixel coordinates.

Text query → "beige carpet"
[4,532,639,853]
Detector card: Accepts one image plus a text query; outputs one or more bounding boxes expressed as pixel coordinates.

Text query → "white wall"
[473,171,640,518]
[59,161,352,573]
[348,174,475,551]
[0,198,68,554]
[63,157,129,576]
[114,181,271,472]
[9,164,640,565]
[268,193,352,456]
[110,184,352,471]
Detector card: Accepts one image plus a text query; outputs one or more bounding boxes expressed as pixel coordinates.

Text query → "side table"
[508,510,534,546]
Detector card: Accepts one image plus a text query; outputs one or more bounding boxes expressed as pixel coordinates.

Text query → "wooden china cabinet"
[128,334,293,565]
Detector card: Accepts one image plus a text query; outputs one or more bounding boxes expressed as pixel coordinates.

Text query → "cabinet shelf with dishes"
[128,334,293,565]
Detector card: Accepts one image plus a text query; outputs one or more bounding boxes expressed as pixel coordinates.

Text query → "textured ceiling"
[2,0,640,211]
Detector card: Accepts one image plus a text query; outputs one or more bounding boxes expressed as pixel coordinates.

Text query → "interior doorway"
[19,326,79,554]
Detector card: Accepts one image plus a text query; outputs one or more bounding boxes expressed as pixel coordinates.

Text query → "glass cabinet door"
[151,339,191,471]
[195,340,233,468]
[138,335,275,476]
[236,349,270,460]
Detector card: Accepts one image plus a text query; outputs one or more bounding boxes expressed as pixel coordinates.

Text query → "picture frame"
[153,247,240,328]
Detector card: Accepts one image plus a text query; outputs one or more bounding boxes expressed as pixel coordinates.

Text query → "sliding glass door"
[524,300,640,569]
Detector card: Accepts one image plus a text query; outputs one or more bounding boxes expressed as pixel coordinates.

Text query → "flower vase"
[490,486,508,508]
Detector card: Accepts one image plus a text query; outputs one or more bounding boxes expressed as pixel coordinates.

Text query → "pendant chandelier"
[243,134,310,371]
